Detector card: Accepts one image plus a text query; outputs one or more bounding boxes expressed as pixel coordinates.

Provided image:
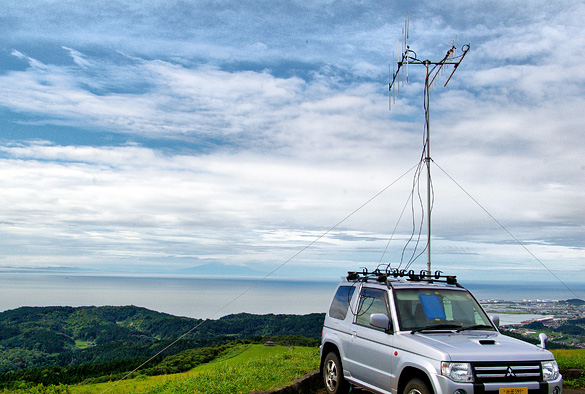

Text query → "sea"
[1,274,583,323]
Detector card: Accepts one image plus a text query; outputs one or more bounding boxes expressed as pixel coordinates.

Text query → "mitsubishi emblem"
[506,366,516,378]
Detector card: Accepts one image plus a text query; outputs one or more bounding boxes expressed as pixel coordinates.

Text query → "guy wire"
[378,192,412,265]
[99,163,419,394]
[434,160,582,300]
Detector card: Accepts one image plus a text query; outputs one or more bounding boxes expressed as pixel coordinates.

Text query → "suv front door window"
[355,287,390,329]
[345,286,395,391]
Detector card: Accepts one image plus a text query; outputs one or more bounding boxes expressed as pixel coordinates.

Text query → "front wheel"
[322,352,349,394]
[404,378,432,394]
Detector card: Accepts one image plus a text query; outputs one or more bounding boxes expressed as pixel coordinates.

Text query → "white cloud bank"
[0,0,583,284]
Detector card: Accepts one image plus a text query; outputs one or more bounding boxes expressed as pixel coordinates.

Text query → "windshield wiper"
[410,324,462,334]
[456,324,495,332]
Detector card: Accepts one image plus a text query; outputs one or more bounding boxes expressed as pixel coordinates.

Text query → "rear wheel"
[322,352,349,394]
[404,378,432,394]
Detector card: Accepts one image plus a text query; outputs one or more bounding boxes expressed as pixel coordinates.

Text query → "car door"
[345,286,396,392]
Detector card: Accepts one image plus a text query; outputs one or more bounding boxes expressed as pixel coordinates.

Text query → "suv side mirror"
[538,333,548,349]
[490,315,500,328]
[370,313,392,332]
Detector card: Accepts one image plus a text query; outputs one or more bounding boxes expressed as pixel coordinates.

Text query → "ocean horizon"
[1,273,583,320]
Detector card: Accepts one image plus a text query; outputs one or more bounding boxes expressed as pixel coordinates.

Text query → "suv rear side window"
[355,287,389,329]
[329,285,356,320]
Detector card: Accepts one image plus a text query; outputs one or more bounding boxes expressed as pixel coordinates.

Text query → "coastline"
[1,274,583,320]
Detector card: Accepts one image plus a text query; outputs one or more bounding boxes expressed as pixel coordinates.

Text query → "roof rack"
[347,268,389,283]
[346,268,458,286]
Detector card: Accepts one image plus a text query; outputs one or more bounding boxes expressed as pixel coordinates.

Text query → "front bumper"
[434,374,563,394]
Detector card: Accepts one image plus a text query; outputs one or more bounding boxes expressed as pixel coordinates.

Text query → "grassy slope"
[6,346,584,393]
[69,344,319,394]
[552,349,585,370]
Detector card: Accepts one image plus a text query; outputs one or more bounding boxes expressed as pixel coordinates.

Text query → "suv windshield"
[394,288,494,332]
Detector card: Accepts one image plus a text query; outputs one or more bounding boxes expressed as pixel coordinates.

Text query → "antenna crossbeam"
[389,44,470,93]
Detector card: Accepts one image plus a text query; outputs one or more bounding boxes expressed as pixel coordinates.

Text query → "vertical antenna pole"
[424,60,432,279]
[389,64,392,110]
[388,17,469,278]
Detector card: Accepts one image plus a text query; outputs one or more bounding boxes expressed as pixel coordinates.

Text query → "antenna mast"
[389,15,470,279]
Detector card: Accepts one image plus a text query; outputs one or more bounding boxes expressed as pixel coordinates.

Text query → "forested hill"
[0,305,324,376]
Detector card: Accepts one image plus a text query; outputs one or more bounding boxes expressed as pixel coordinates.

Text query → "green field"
[73,348,585,393]
[551,348,585,388]
[552,348,585,369]
[0,344,319,394]
[65,344,319,394]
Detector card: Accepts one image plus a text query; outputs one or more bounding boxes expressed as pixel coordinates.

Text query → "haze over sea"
[1,274,583,320]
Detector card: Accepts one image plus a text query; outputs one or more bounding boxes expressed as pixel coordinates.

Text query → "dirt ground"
[315,386,581,394]
[311,370,580,394]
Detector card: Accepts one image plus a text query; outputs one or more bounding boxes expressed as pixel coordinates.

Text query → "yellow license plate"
[499,388,528,394]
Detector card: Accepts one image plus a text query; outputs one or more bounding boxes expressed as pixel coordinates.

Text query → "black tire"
[403,378,432,394]
[322,352,349,394]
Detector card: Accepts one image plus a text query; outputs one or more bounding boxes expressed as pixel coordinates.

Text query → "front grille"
[472,362,542,383]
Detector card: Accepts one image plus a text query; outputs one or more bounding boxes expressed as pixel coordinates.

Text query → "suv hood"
[398,331,554,362]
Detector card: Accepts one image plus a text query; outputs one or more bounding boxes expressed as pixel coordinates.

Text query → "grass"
[64,344,319,394]
[143,345,319,394]
[74,340,95,349]
[552,349,585,370]
[551,349,585,388]
[7,346,585,393]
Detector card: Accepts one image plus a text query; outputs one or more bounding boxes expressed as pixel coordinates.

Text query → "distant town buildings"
[482,299,585,348]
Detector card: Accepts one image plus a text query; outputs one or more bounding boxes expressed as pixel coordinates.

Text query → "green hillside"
[0,306,324,387]
[2,344,320,394]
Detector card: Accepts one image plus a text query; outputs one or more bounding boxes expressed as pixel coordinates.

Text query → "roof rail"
[347,268,459,286]
[347,268,388,283]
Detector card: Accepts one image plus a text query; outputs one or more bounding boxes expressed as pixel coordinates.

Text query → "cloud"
[1,49,408,161]
[0,0,583,283]
[10,50,47,69]
[0,134,581,279]
[2,51,302,141]
[62,46,92,68]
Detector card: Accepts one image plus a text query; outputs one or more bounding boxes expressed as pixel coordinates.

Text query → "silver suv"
[320,270,562,394]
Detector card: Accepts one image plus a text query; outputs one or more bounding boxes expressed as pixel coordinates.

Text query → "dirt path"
[316,388,581,394]
[268,370,582,394]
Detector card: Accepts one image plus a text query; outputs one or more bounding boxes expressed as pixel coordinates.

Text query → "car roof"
[339,276,467,292]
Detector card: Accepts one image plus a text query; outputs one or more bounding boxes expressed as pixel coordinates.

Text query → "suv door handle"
[351,331,357,342]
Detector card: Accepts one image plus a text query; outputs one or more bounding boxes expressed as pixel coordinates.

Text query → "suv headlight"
[441,362,474,383]
[542,360,560,381]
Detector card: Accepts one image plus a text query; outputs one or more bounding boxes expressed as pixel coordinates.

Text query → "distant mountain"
[0,265,94,274]
[179,263,265,276]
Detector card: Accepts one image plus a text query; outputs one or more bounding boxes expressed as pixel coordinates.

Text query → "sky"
[0,0,583,286]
